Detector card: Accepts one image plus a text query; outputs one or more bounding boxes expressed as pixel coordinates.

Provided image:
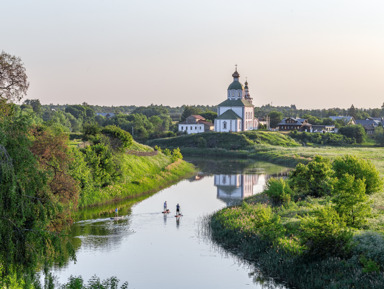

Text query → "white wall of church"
[243,107,255,130]
[218,106,243,118]
[214,119,242,132]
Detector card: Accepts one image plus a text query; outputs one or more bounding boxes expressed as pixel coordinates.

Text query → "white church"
[214,68,258,132]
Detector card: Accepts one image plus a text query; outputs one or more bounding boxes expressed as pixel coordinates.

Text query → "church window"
[181,126,184,130]
[223,121,227,129]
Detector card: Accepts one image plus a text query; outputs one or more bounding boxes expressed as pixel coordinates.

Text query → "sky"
[2,0,384,109]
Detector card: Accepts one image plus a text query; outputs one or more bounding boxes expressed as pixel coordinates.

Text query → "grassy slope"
[147,131,299,150]
[79,141,195,207]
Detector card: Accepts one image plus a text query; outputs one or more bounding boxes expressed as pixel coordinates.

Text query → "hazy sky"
[2,0,384,109]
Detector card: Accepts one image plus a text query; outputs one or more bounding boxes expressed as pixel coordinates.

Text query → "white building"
[214,68,258,132]
[178,115,214,134]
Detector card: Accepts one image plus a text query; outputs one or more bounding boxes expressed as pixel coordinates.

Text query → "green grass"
[210,194,384,289]
[79,152,195,208]
[147,131,300,150]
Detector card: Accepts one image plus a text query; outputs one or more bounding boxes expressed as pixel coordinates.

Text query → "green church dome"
[228,81,243,90]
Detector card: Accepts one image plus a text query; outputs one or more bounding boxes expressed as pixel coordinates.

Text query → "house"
[277,118,312,132]
[178,115,214,134]
[329,116,355,125]
[214,68,258,132]
[355,119,378,135]
[311,125,336,133]
[367,117,384,127]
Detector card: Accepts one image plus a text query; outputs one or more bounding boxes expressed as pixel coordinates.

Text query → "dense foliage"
[211,155,384,289]
[0,105,76,286]
[290,131,355,146]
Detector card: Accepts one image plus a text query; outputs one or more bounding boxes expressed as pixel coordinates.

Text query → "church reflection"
[214,172,287,206]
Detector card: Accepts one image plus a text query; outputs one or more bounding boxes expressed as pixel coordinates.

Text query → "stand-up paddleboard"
[175,213,183,217]
[162,209,171,214]
[110,216,123,220]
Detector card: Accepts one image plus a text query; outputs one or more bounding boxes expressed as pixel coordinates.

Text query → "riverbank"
[147,131,384,171]
[210,155,384,289]
[79,153,196,208]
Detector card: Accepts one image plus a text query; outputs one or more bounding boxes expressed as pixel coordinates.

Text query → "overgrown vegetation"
[0,101,193,287]
[210,155,384,289]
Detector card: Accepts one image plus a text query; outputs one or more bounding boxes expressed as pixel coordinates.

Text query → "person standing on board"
[164,201,168,212]
[115,207,118,217]
[176,203,180,215]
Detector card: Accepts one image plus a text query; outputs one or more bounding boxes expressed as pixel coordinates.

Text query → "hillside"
[147,131,299,150]
[76,139,195,207]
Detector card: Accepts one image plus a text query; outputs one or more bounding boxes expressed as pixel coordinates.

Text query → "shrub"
[101,125,133,150]
[333,174,371,228]
[264,178,294,204]
[289,155,335,197]
[339,125,366,144]
[197,136,207,148]
[353,232,384,268]
[171,148,183,162]
[332,155,383,195]
[299,206,353,259]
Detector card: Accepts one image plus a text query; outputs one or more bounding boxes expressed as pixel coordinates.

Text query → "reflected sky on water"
[52,158,289,289]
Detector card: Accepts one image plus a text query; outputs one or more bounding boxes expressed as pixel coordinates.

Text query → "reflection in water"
[52,158,290,288]
[214,170,289,206]
[215,174,262,204]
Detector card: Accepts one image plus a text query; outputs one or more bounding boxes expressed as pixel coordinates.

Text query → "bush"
[339,125,366,144]
[289,155,335,197]
[290,131,355,146]
[101,125,133,150]
[299,206,353,259]
[264,178,294,204]
[171,148,183,162]
[353,232,384,269]
[333,174,371,228]
[332,155,383,195]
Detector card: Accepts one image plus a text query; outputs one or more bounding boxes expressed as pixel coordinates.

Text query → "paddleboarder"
[176,203,180,215]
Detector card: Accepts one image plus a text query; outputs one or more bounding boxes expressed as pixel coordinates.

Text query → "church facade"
[214,68,258,132]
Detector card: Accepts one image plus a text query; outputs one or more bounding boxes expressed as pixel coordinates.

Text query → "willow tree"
[0,108,75,286]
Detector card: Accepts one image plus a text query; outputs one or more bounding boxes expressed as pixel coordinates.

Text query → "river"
[52,158,289,288]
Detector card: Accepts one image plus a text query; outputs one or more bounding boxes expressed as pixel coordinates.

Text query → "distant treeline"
[20,100,384,145]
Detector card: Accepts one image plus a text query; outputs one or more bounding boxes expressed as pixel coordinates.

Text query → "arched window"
[223,121,227,129]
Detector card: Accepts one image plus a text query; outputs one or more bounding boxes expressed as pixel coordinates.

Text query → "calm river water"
[52,158,289,288]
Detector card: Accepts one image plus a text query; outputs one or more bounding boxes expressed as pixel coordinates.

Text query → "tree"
[374,126,384,146]
[339,125,366,143]
[0,114,75,283]
[181,106,202,121]
[289,155,335,197]
[268,111,283,128]
[0,51,29,102]
[348,104,357,119]
[200,111,217,122]
[23,99,41,114]
[333,174,371,228]
[332,155,383,195]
